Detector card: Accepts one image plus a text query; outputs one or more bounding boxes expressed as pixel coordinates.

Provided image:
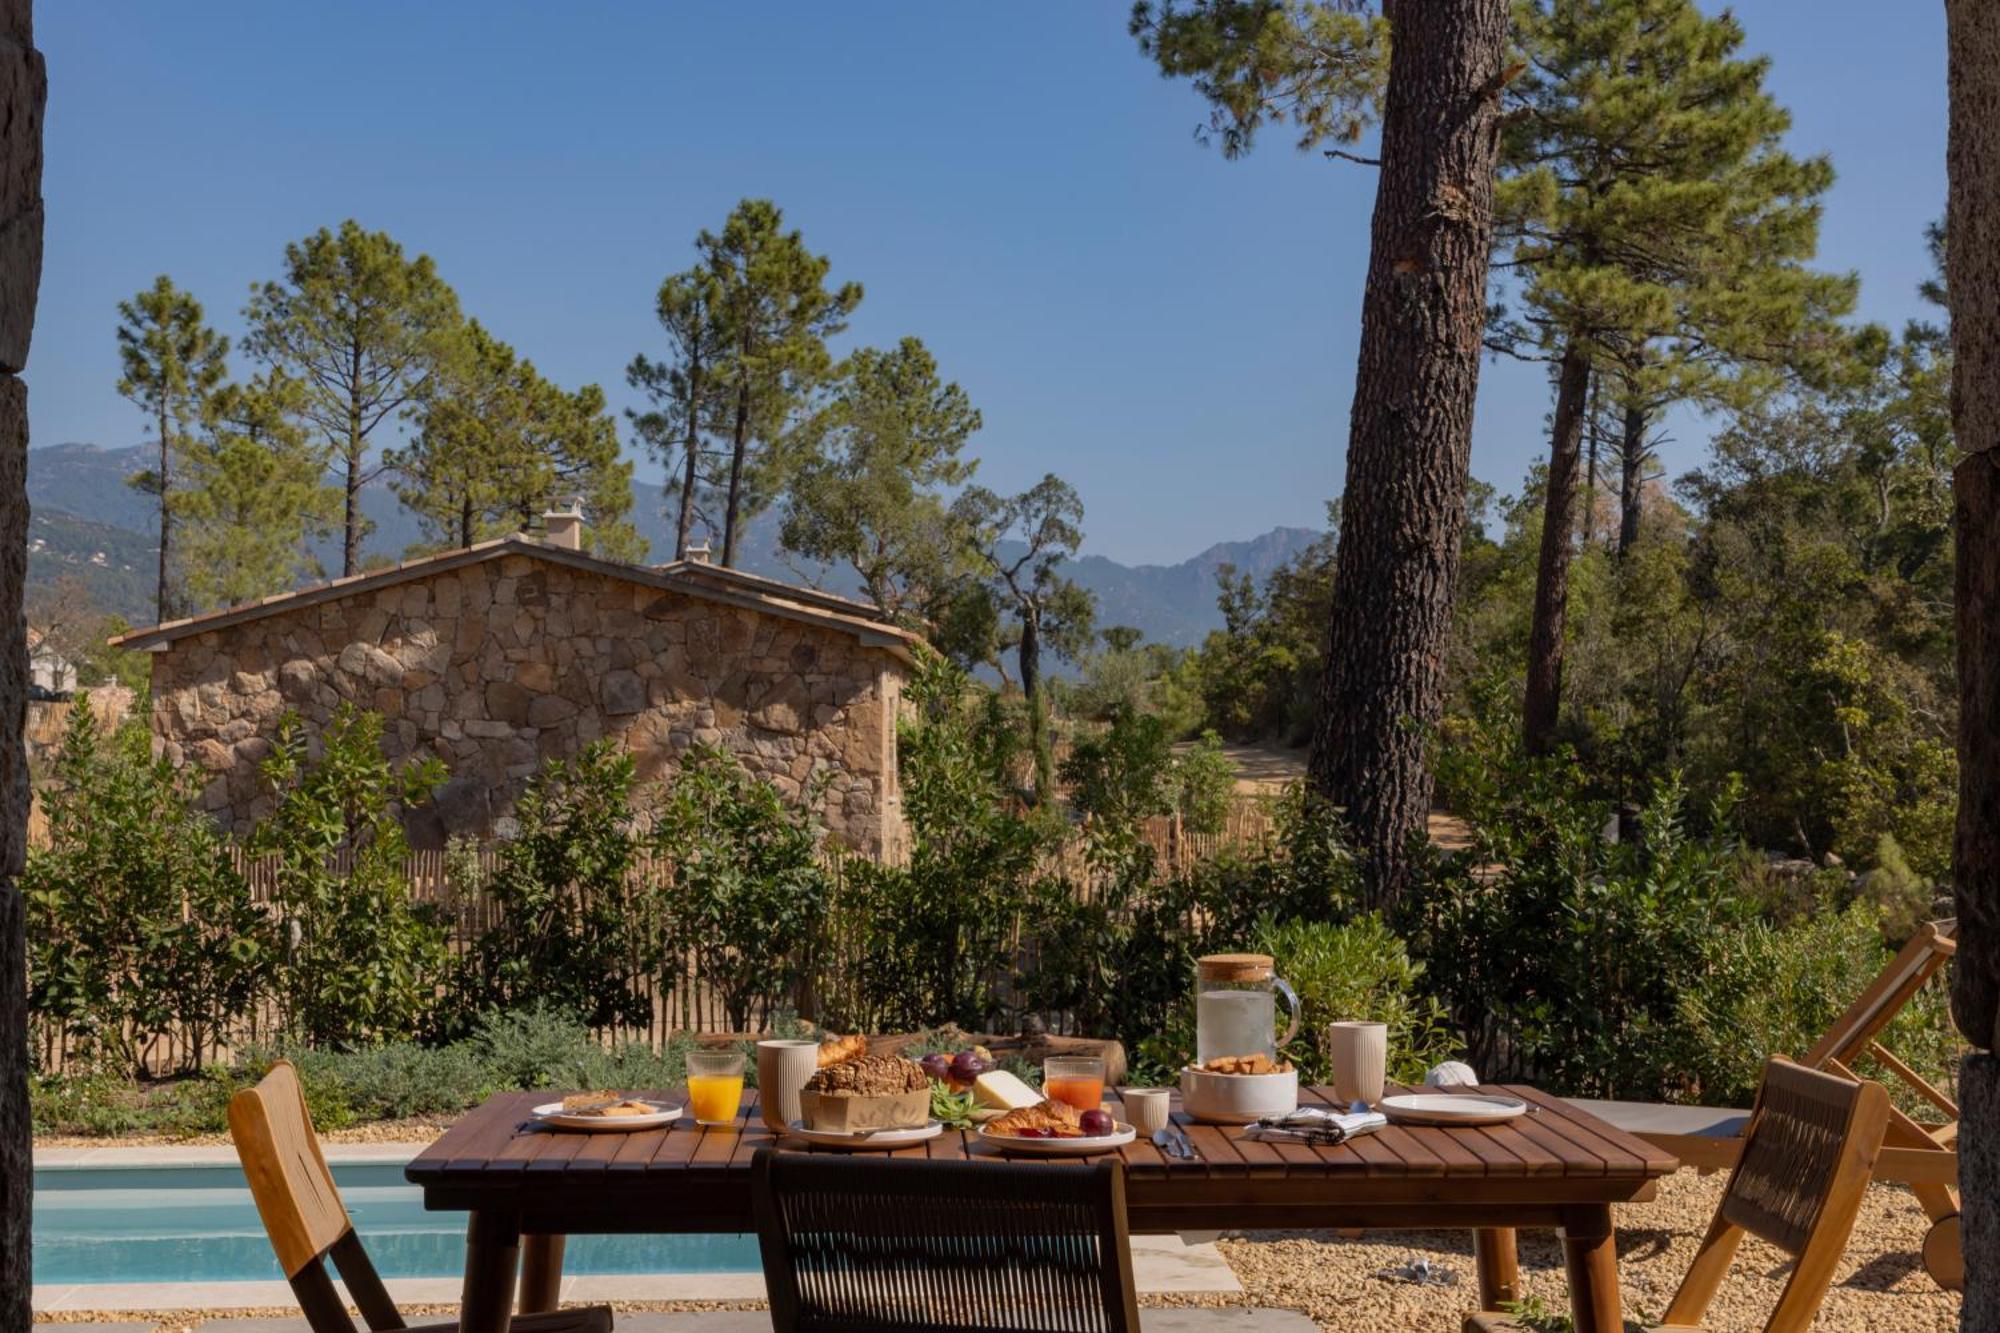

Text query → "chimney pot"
[687,539,713,565]
[543,497,584,551]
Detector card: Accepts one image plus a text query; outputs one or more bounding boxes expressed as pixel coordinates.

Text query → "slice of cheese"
[972,1069,1042,1111]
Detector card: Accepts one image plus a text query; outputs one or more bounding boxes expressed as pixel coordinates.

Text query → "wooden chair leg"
[1560,1206,1624,1333]
[459,1209,521,1333]
[519,1234,566,1313]
[1474,1228,1520,1309]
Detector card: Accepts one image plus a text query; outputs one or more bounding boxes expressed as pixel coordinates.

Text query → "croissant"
[817,1033,870,1068]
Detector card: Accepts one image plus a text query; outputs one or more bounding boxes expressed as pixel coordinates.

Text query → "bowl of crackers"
[1180,1053,1299,1124]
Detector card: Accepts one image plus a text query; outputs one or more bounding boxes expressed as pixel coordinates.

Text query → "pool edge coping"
[35,1141,431,1169]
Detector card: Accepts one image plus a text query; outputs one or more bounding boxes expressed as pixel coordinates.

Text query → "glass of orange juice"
[1043,1056,1106,1115]
[687,1049,746,1126]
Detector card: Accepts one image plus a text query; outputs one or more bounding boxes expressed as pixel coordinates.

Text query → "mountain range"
[24,442,1322,647]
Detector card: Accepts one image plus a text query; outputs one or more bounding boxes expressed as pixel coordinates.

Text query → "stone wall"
[147,552,907,857]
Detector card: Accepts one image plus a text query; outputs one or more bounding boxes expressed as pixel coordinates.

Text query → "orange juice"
[1044,1076,1104,1113]
[688,1074,744,1125]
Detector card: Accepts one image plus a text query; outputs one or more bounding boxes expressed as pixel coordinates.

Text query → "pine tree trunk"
[1522,342,1591,755]
[722,379,749,567]
[1949,4,2000,1326]
[675,361,702,561]
[155,398,171,622]
[343,340,362,577]
[1618,401,1645,556]
[1582,370,1599,548]
[0,6,40,1327]
[1305,0,1510,909]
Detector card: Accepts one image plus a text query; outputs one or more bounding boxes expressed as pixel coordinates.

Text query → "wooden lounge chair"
[1469,1059,1890,1333]
[229,1060,612,1333]
[751,1147,1141,1333]
[1568,917,1963,1288]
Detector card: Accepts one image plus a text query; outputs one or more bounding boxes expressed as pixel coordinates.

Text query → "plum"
[1079,1109,1114,1136]
[920,1053,952,1082]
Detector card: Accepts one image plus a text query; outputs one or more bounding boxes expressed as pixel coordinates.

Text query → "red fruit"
[1012,1127,1052,1139]
[1079,1109,1114,1136]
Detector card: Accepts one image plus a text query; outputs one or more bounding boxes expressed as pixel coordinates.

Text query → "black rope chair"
[751,1148,1142,1333]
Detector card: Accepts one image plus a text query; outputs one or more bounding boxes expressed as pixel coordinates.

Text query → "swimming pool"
[34,1161,760,1285]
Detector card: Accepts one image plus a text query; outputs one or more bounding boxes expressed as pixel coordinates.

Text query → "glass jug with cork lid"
[1194,953,1301,1065]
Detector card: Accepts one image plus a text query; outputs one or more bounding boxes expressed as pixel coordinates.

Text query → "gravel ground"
[31,1146,1959,1331]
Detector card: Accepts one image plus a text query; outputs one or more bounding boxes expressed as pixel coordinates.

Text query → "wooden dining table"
[406,1083,1677,1333]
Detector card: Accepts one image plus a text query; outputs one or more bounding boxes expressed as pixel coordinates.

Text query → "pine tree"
[244,221,461,576]
[115,275,228,622]
[700,200,861,567]
[1137,0,1510,904]
[780,337,982,621]
[628,265,730,560]
[177,371,338,610]
[392,319,639,560]
[953,475,1097,803]
[1492,0,1856,752]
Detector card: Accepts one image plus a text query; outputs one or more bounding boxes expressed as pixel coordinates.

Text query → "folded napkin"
[1243,1106,1388,1146]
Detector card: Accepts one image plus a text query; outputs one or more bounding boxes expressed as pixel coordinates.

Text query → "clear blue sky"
[31,2,1947,566]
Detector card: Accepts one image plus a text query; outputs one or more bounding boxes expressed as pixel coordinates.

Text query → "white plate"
[788,1120,945,1149]
[977,1122,1138,1156]
[1378,1093,1528,1127]
[531,1100,683,1132]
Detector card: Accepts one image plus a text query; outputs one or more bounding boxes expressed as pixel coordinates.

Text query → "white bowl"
[1180,1065,1299,1124]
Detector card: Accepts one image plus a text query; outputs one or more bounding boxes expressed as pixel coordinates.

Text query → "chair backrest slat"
[753,1149,1141,1333]
[1803,920,1953,1067]
[227,1060,354,1279]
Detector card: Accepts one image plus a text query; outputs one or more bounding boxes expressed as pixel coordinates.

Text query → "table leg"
[519,1234,567,1313]
[1560,1205,1623,1333]
[459,1209,521,1333]
[1473,1228,1520,1309]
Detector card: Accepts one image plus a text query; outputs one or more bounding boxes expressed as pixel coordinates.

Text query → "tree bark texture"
[674,359,703,561]
[1306,0,1510,909]
[1523,343,1591,755]
[722,381,749,568]
[0,3,40,1327]
[1948,3,2000,1327]
[1618,401,1645,557]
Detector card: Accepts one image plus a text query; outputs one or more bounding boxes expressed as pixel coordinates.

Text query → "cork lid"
[1197,953,1274,983]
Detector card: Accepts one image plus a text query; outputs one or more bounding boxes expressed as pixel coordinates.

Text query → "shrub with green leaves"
[831,652,1054,1032]
[25,699,267,1076]
[654,745,831,1032]
[1418,753,1754,1100]
[254,705,450,1048]
[449,742,658,1035]
[1255,916,1461,1085]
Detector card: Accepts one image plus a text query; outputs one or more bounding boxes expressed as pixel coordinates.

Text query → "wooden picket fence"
[33,796,1280,1075]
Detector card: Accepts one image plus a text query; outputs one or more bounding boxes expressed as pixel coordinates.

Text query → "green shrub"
[1255,916,1461,1085]
[1418,756,1754,1100]
[26,700,268,1076]
[653,746,832,1033]
[450,742,658,1036]
[253,706,451,1048]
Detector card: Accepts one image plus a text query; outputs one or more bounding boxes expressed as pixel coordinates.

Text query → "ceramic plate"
[977,1122,1138,1156]
[531,1100,683,1132]
[787,1120,945,1149]
[1378,1093,1528,1127]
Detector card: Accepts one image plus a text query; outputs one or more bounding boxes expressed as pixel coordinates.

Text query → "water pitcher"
[1194,953,1301,1064]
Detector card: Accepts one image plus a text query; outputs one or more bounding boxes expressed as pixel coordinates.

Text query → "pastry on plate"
[986,1099,1085,1138]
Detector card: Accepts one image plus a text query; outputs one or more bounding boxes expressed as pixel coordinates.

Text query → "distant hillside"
[26,442,1322,646]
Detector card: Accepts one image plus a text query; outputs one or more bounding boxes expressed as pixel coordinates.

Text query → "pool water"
[35,1163,760,1285]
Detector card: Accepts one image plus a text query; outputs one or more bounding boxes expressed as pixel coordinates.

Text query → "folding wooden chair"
[229,1060,612,1333]
[1472,1060,1890,1333]
[1569,918,1962,1287]
[751,1147,1142,1333]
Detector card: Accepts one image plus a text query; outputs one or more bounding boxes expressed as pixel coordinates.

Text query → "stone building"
[111,524,919,857]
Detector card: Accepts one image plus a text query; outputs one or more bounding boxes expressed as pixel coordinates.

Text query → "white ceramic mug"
[1327,1021,1387,1108]
[756,1039,821,1132]
[1122,1087,1172,1136]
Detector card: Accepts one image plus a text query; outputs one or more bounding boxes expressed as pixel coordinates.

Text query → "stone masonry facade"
[140,548,908,857]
